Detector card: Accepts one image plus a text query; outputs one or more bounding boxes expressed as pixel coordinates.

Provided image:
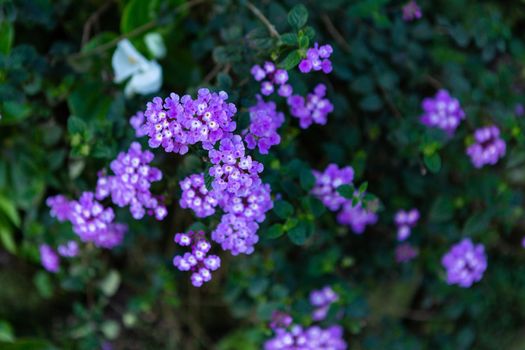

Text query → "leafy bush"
[1,0,525,349]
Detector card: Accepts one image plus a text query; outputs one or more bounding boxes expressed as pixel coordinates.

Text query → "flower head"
[402,1,422,21]
[466,125,506,168]
[311,164,354,211]
[441,238,487,288]
[287,84,333,129]
[40,244,60,273]
[298,43,333,74]
[394,208,420,241]
[420,89,465,135]
[251,62,293,97]
[244,96,285,154]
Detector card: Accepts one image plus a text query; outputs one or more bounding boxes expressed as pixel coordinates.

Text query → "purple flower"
[310,286,338,321]
[420,89,465,135]
[395,243,418,263]
[179,173,220,218]
[141,89,237,154]
[129,111,147,137]
[466,125,506,168]
[402,1,422,21]
[298,43,333,74]
[337,201,378,234]
[96,142,167,220]
[40,244,59,273]
[46,195,72,222]
[269,311,293,331]
[57,241,79,258]
[243,96,285,154]
[212,213,260,256]
[69,192,127,249]
[441,238,487,288]
[251,62,293,97]
[394,208,420,241]
[173,231,221,287]
[287,84,334,129]
[311,164,354,212]
[264,324,347,350]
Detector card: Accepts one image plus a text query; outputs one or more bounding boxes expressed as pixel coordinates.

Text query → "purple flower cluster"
[141,89,237,154]
[57,241,79,258]
[337,201,378,234]
[264,325,347,350]
[251,62,293,97]
[179,173,219,218]
[96,142,167,220]
[394,208,420,241]
[311,164,354,211]
[69,192,127,249]
[466,125,506,168]
[395,243,418,263]
[208,134,264,197]
[287,84,334,129]
[269,311,293,331]
[244,96,285,154]
[441,238,487,288]
[402,1,422,21]
[40,244,60,273]
[420,89,465,135]
[310,286,338,321]
[172,231,221,287]
[298,43,333,74]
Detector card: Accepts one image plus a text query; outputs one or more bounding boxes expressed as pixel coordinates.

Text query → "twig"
[321,14,351,53]
[378,85,402,118]
[81,1,114,46]
[68,0,206,61]
[245,1,281,39]
[203,64,223,84]
[425,74,443,89]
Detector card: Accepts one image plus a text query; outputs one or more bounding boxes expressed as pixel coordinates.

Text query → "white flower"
[144,32,166,59]
[112,39,163,97]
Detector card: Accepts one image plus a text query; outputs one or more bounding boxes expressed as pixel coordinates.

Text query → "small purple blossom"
[173,231,221,287]
[129,111,147,137]
[441,238,487,288]
[251,62,293,97]
[40,244,60,273]
[179,173,220,218]
[395,243,418,263]
[311,164,354,212]
[310,286,338,321]
[402,1,422,21]
[46,195,72,222]
[466,125,506,168]
[212,213,260,256]
[420,89,465,135]
[96,142,167,220]
[243,96,285,154]
[141,89,237,154]
[264,324,347,350]
[269,311,293,331]
[69,192,127,249]
[288,84,334,129]
[57,241,79,258]
[298,43,333,74]
[337,201,378,234]
[394,208,420,241]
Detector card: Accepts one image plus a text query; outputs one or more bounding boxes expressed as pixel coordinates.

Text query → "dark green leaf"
[287,4,308,29]
[278,50,301,70]
[273,200,294,219]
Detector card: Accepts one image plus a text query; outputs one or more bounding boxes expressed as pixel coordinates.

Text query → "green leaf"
[288,222,308,245]
[337,184,354,199]
[299,168,316,191]
[359,94,383,112]
[429,196,454,223]
[34,272,53,299]
[0,22,14,55]
[280,33,298,46]
[121,0,152,34]
[101,320,120,340]
[99,270,121,297]
[0,195,20,227]
[462,212,492,236]
[298,34,309,49]
[273,200,294,219]
[424,153,442,173]
[0,224,16,254]
[204,171,214,191]
[0,320,14,342]
[358,182,368,193]
[278,50,301,70]
[1,102,31,124]
[266,224,284,239]
[288,4,309,29]
[67,116,86,135]
[0,339,57,350]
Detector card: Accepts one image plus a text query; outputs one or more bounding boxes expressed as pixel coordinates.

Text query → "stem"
[68,0,206,61]
[245,1,281,39]
[321,14,351,53]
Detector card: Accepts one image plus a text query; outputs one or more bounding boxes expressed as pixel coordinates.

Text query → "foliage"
[1,0,525,349]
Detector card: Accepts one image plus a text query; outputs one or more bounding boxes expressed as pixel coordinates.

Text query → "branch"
[321,14,351,53]
[246,1,281,39]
